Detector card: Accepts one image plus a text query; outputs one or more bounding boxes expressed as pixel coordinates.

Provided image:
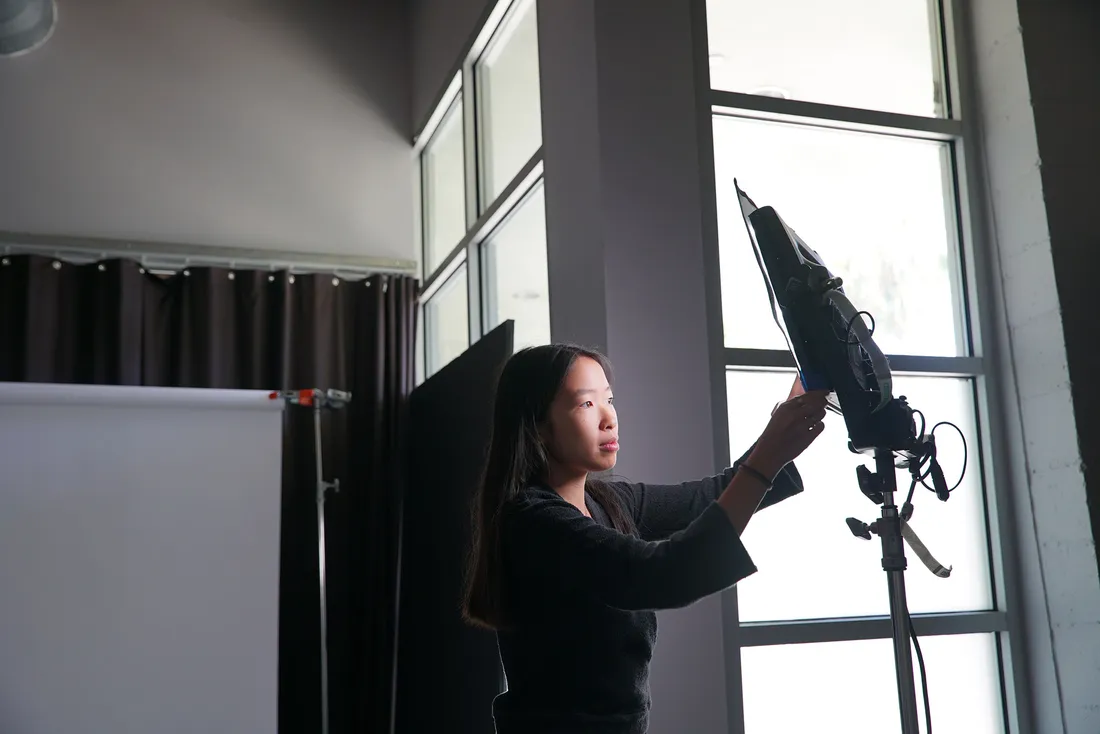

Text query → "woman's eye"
[581,400,594,408]
[608,397,614,405]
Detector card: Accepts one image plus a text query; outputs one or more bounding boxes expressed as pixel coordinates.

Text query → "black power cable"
[908,613,933,733]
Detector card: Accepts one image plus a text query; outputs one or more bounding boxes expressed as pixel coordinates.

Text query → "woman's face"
[541,356,619,474]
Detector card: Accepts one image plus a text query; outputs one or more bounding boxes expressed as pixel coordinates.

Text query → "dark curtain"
[0,254,418,734]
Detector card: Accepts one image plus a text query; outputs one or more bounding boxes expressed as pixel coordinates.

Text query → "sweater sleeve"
[621,446,805,541]
[502,490,757,611]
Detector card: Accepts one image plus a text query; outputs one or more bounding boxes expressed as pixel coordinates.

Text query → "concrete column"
[539,2,733,733]
[966,0,1100,730]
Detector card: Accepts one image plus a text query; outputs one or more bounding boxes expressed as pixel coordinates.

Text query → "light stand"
[846,447,921,733]
[732,180,960,734]
[841,400,953,734]
[270,388,353,734]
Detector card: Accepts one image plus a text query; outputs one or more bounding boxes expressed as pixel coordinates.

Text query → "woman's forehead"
[562,357,611,393]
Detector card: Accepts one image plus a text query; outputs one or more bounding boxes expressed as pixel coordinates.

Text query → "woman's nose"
[601,407,617,429]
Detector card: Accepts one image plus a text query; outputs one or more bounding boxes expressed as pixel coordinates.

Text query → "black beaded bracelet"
[736,461,774,489]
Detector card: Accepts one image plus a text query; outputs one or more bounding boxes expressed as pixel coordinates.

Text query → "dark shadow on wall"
[271,0,412,139]
[1016,0,1100,581]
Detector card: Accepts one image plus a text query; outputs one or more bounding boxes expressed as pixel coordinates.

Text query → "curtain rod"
[0,230,419,278]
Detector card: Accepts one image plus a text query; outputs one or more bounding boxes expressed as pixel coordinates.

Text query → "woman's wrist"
[745,446,784,481]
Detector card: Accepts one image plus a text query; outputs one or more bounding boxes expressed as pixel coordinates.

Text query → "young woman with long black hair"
[462,343,828,734]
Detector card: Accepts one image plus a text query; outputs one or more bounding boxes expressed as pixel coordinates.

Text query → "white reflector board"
[0,382,284,734]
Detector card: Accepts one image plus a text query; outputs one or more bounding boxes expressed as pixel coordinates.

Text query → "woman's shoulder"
[505,485,570,514]
[498,488,582,551]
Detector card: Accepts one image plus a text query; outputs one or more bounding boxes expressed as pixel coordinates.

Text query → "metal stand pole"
[270,388,351,734]
[848,446,921,734]
[313,403,332,734]
[873,448,921,734]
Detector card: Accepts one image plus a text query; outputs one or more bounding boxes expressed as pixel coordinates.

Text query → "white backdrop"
[0,382,285,734]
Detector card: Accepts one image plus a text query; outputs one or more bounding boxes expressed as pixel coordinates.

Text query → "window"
[705,1,1012,731]
[727,369,991,623]
[706,0,946,118]
[712,117,966,357]
[422,96,467,276]
[482,183,551,350]
[424,264,469,377]
[415,0,548,383]
[475,0,543,208]
[741,634,1003,734]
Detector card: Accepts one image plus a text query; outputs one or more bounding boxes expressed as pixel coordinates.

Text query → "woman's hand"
[786,373,806,400]
[772,373,806,415]
[749,388,829,479]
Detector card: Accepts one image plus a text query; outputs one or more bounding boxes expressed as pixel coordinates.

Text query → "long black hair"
[462,343,636,630]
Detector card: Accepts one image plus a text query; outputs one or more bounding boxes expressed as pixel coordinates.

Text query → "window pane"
[425,265,469,377]
[706,0,944,118]
[742,634,1005,734]
[423,97,467,276]
[476,0,542,207]
[713,116,965,357]
[483,183,551,350]
[727,369,992,621]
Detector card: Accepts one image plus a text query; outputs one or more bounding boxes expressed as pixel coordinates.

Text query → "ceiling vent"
[0,0,57,58]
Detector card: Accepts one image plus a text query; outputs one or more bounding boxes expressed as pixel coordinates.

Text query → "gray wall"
[965,1,1100,731]
[0,0,414,262]
[410,0,493,134]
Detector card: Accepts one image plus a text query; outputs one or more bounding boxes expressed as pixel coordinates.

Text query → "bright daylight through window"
[425,264,469,378]
[422,96,466,277]
[482,183,552,350]
[706,0,1009,731]
[417,0,549,381]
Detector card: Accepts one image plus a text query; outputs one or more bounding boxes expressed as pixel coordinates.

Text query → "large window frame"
[695,1,1030,732]
[413,0,547,381]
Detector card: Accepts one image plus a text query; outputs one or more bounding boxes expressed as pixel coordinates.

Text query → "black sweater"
[492,458,804,734]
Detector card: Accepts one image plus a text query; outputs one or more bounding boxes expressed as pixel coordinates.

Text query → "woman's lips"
[599,441,619,452]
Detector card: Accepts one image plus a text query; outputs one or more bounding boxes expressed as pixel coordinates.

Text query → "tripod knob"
[846,517,872,540]
[856,464,885,504]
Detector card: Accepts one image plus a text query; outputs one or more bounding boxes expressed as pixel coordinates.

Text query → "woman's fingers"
[787,374,806,400]
[806,407,827,423]
[759,389,832,465]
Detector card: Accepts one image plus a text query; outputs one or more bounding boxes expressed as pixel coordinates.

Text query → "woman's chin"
[593,453,618,471]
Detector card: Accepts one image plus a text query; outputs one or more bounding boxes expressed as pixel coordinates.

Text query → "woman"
[462,343,828,734]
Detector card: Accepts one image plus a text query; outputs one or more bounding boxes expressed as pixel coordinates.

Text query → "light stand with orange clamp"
[268,388,352,734]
